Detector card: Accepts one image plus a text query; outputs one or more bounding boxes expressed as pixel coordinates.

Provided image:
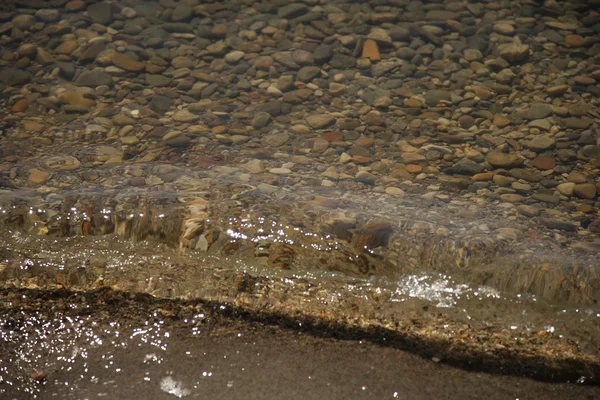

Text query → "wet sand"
[0,289,598,399]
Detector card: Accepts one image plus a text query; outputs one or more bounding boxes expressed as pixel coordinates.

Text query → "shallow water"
[1,176,599,360]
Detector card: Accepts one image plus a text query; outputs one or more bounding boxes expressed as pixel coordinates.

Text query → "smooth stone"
[251,112,271,129]
[172,109,200,122]
[112,114,136,126]
[493,174,514,186]
[121,136,140,145]
[425,10,459,20]
[297,66,321,82]
[539,218,577,232]
[171,4,192,22]
[532,194,559,204]
[567,171,588,184]
[329,83,346,96]
[75,70,113,87]
[385,187,405,196]
[355,171,376,185]
[400,153,426,163]
[292,49,314,65]
[263,132,289,147]
[493,114,511,128]
[149,95,174,114]
[529,119,552,131]
[528,136,555,152]
[362,39,380,61]
[463,49,483,62]
[225,51,245,63]
[557,182,576,196]
[28,168,51,184]
[278,4,308,19]
[565,34,585,47]
[12,14,36,30]
[242,159,263,174]
[306,114,336,129]
[573,184,597,199]
[548,85,569,96]
[563,118,590,129]
[269,168,291,175]
[546,21,577,31]
[496,42,530,64]
[496,69,516,84]
[165,135,191,147]
[524,104,553,120]
[509,168,542,182]
[57,91,96,110]
[532,157,555,170]
[444,159,484,176]
[17,43,38,59]
[146,75,171,87]
[580,145,600,159]
[424,90,451,106]
[112,52,145,72]
[516,205,541,217]
[494,23,514,35]
[35,9,61,22]
[43,156,81,170]
[87,2,113,25]
[329,53,356,69]
[487,152,525,168]
[1,68,32,86]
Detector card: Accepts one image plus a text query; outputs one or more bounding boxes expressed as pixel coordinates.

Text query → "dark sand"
[0,289,598,400]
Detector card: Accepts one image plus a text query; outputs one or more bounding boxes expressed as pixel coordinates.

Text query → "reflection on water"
[0,191,599,359]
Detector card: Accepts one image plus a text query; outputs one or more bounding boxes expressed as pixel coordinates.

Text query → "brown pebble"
[352,155,371,164]
[524,229,538,238]
[130,177,146,186]
[472,172,494,181]
[12,99,30,112]
[404,98,423,108]
[577,204,596,214]
[361,39,380,61]
[493,114,511,128]
[31,370,46,382]
[405,164,422,174]
[532,156,555,170]
[573,183,597,199]
[565,34,585,47]
[322,131,343,142]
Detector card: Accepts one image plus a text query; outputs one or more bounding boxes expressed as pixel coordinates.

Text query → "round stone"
[487,152,525,168]
[225,51,245,64]
[573,184,597,199]
[493,23,514,35]
[528,136,555,152]
[532,157,555,170]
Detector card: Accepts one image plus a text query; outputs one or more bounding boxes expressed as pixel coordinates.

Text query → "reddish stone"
[322,131,344,142]
[390,166,411,179]
[577,204,596,214]
[12,99,29,112]
[565,34,585,47]
[405,164,423,174]
[130,177,146,186]
[532,156,556,170]
[352,155,371,164]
